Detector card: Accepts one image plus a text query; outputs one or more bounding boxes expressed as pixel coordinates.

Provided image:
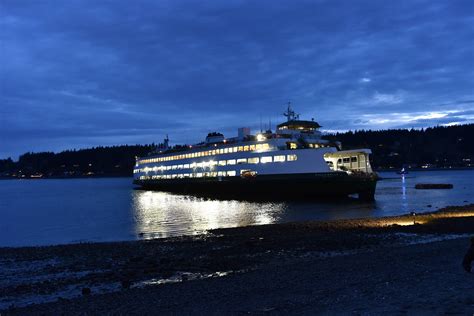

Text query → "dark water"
[1,170,473,247]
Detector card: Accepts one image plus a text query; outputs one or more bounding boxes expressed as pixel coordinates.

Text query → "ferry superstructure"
[133,106,378,200]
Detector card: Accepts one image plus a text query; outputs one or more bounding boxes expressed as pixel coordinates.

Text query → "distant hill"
[1,124,473,178]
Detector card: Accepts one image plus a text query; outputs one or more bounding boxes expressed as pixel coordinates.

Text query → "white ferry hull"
[133,106,378,201]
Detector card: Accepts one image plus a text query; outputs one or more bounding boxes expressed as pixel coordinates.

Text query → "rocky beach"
[1,204,474,315]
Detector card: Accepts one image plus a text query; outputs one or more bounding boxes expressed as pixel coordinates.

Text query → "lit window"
[290,143,297,149]
[227,170,236,176]
[261,156,272,163]
[238,146,243,152]
[218,160,226,166]
[166,166,172,170]
[256,144,262,150]
[274,155,285,162]
[287,154,297,161]
[224,148,229,154]
[249,145,256,151]
[244,146,249,151]
[196,173,203,178]
[248,157,259,164]
[219,149,224,154]
[232,147,238,152]
[237,158,247,164]
[218,171,225,176]
[172,165,177,170]
[227,159,236,165]
[177,165,183,169]
[184,164,190,169]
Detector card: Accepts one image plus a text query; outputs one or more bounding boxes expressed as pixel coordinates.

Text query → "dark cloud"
[1,0,473,158]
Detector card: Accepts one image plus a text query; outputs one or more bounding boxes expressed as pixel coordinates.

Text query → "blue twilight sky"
[1,0,473,159]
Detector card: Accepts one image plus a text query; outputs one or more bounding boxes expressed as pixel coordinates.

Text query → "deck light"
[256,134,266,141]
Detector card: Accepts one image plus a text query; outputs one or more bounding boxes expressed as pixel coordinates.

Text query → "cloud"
[372,92,404,104]
[1,0,473,158]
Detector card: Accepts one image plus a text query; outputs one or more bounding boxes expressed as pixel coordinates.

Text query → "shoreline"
[1,204,474,314]
[1,167,473,181]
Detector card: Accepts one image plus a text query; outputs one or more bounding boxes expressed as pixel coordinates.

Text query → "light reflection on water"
[132,191,285,239]
[0,170,473,247]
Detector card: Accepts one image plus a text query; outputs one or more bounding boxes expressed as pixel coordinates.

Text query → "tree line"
[0,145,156,178]
[322,124,474,169]
[0,124,473,178]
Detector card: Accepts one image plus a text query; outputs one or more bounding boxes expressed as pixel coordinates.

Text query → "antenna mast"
[283,101,299,121]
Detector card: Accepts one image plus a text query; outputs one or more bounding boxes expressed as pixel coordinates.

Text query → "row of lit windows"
[134,154,298,174]
[308,143,326,148]
[138,143,272,165]
[139,170,239,180]
[338,157,359,164]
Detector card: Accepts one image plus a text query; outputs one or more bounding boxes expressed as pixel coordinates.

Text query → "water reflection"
[131,170,474,240]
[1,170,472,247]
[132,190,286,239]
[401,174,408,212]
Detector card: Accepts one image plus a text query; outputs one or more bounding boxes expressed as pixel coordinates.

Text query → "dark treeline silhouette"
[323,124,474,169]
[0,124,473,178]
[0,145,155,178]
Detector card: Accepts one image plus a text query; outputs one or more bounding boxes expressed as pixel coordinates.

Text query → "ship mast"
[283,102,299,122]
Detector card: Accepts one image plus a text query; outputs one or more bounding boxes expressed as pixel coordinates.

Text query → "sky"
[1,0,473,159]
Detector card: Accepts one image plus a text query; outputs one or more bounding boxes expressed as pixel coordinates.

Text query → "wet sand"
[1,204,474,315]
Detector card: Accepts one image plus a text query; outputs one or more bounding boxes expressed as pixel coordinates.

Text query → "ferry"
[133,105,378,200]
